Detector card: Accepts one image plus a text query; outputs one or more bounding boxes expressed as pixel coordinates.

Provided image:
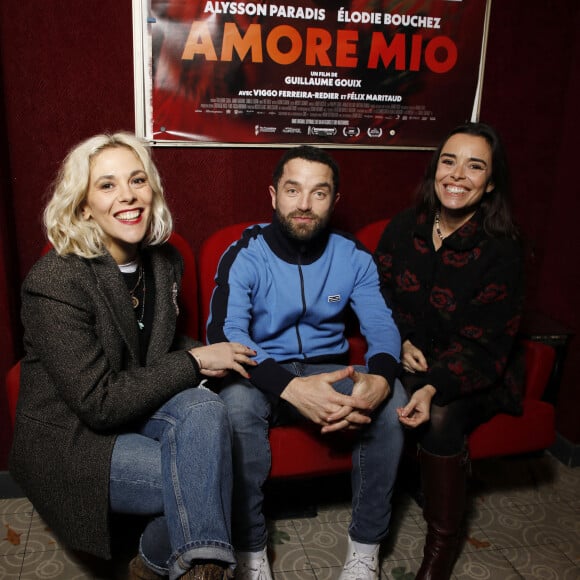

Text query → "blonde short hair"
[44,132,173,258]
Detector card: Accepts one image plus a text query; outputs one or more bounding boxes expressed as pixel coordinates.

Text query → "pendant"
[131,295,139,309]
[138,321,144,330]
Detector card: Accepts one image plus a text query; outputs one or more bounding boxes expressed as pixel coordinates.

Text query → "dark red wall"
[1,1,579,468]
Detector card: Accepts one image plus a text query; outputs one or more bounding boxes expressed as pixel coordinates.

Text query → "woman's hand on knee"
[189,343,257,379]
[397,385,436,428]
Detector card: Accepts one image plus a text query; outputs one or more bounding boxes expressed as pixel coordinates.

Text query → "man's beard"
[276,208,330,242]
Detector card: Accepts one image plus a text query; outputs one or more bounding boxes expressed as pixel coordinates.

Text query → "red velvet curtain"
[0,64,19,469]
[0,171,18,471]
[0,221,17,468]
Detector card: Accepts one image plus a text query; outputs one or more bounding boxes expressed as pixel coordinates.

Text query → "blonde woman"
[9,132,256,580]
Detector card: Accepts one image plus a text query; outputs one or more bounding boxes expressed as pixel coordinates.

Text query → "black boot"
[415,448,468,580]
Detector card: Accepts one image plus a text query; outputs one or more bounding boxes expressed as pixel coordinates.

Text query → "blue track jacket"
[207,217,401,397]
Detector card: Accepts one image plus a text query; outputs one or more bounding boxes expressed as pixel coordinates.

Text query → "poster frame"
[133,0,492,150]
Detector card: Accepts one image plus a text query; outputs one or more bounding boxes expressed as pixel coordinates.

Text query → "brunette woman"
[375,122,524,579]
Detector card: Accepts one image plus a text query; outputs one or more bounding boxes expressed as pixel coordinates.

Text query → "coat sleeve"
[20,255,202,432]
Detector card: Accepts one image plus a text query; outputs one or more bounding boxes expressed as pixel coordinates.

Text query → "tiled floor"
[1,453,579,579]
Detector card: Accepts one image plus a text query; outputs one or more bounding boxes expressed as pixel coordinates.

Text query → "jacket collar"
[88,246,178,364]
[263,212,330,265]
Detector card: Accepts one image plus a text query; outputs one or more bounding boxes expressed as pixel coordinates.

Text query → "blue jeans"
[218,363,408,551]
[109,387,235,579]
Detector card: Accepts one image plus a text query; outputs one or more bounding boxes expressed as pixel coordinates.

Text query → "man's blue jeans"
[218,363,408,551]
[109,387,235,579]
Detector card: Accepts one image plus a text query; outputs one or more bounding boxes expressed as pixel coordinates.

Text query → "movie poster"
[134,0,490,148]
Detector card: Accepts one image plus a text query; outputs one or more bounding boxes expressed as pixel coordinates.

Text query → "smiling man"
[207,145,407,580]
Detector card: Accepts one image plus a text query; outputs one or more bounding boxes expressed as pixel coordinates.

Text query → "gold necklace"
[129,266,143,309]
[434,211,446,240]
[137,271,146,330]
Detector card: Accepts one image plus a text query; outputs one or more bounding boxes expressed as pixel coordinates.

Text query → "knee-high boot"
[415,448,468,580]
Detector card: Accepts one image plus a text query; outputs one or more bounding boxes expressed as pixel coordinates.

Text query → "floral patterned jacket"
[375,207,525,407]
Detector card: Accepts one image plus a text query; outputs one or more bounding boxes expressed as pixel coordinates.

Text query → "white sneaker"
[235,548,273,580]
[339,537,380,580]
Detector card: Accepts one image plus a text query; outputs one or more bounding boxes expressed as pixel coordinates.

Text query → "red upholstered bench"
[6,336,555,464]
[468,339,556,459]
[5,224,557,479]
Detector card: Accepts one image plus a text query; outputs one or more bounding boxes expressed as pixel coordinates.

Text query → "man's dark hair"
[272,145,340,196]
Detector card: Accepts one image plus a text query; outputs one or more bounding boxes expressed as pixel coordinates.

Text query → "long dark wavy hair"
[417,122,518,239]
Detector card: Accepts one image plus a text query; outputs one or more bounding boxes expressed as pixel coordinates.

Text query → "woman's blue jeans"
[218,363,408,551]
[109,387,235,579]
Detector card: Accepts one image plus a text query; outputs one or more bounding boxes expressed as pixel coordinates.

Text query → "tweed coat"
[9,243,201,559]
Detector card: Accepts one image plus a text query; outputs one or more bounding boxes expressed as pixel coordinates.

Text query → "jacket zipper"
[295,260,307,357]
